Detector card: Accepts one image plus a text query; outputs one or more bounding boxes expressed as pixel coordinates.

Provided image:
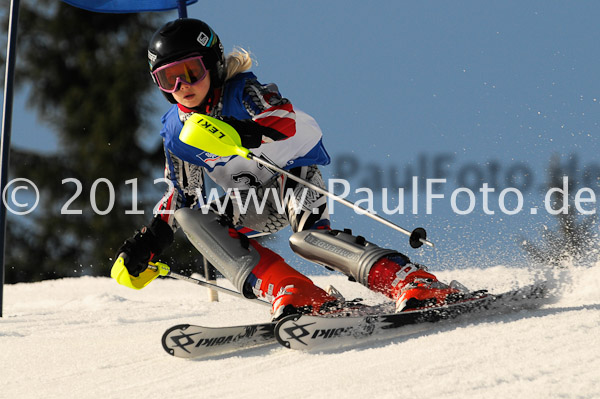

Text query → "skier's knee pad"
[289,229,399,286]
[174,208,260,298]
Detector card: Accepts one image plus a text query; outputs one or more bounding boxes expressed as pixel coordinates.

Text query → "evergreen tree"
[1,1,192,282]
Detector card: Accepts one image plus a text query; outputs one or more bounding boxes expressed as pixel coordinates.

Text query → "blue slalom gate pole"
[177,0,188,17]
[0,0,21,318]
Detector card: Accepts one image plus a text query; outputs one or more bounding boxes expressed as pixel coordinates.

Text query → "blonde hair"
[225,47,254,81]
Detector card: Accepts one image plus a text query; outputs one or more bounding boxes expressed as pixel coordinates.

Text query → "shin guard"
[289,229,400,286]
[174,208,260,298]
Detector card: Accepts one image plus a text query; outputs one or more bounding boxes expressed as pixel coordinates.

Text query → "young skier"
[115,18,461,320]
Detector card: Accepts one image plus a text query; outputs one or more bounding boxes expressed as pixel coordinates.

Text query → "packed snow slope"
[1,264,599,399]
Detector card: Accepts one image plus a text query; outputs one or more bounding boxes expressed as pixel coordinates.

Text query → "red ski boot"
[245,241,341,320]
[368,255,462,312]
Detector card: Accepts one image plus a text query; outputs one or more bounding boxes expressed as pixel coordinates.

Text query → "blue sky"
[6,1,600,272]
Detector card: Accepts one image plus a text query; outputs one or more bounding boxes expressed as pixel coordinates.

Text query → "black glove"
[220,116,288,149]
[115,217,174,277]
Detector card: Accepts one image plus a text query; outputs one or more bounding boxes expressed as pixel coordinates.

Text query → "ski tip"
[161,324,191,357]
[274,314,303,349]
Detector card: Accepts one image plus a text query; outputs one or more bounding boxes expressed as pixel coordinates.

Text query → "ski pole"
[111,256,270,307]
[202,257,219,302]
[247,153,432,248]
[147,263,271,307]
[180,114,434,249]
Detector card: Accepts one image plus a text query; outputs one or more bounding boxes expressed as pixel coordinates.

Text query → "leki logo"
[197,118,226,139]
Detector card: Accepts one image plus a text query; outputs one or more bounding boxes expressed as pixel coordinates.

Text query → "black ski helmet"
[148,18,226,104]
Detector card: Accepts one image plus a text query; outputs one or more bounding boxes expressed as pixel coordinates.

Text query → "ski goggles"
[151,56,208,93]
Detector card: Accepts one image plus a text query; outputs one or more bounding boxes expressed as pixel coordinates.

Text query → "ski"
[161,282,548,358]
[160,301,393,359]
[274,282,549,351]
[162,322,277,359]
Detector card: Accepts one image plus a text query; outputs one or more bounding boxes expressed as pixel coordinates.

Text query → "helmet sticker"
[197,32,210,46]
[148,50,157,63]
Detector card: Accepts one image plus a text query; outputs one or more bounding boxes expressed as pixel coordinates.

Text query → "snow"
[1,264,599,399]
